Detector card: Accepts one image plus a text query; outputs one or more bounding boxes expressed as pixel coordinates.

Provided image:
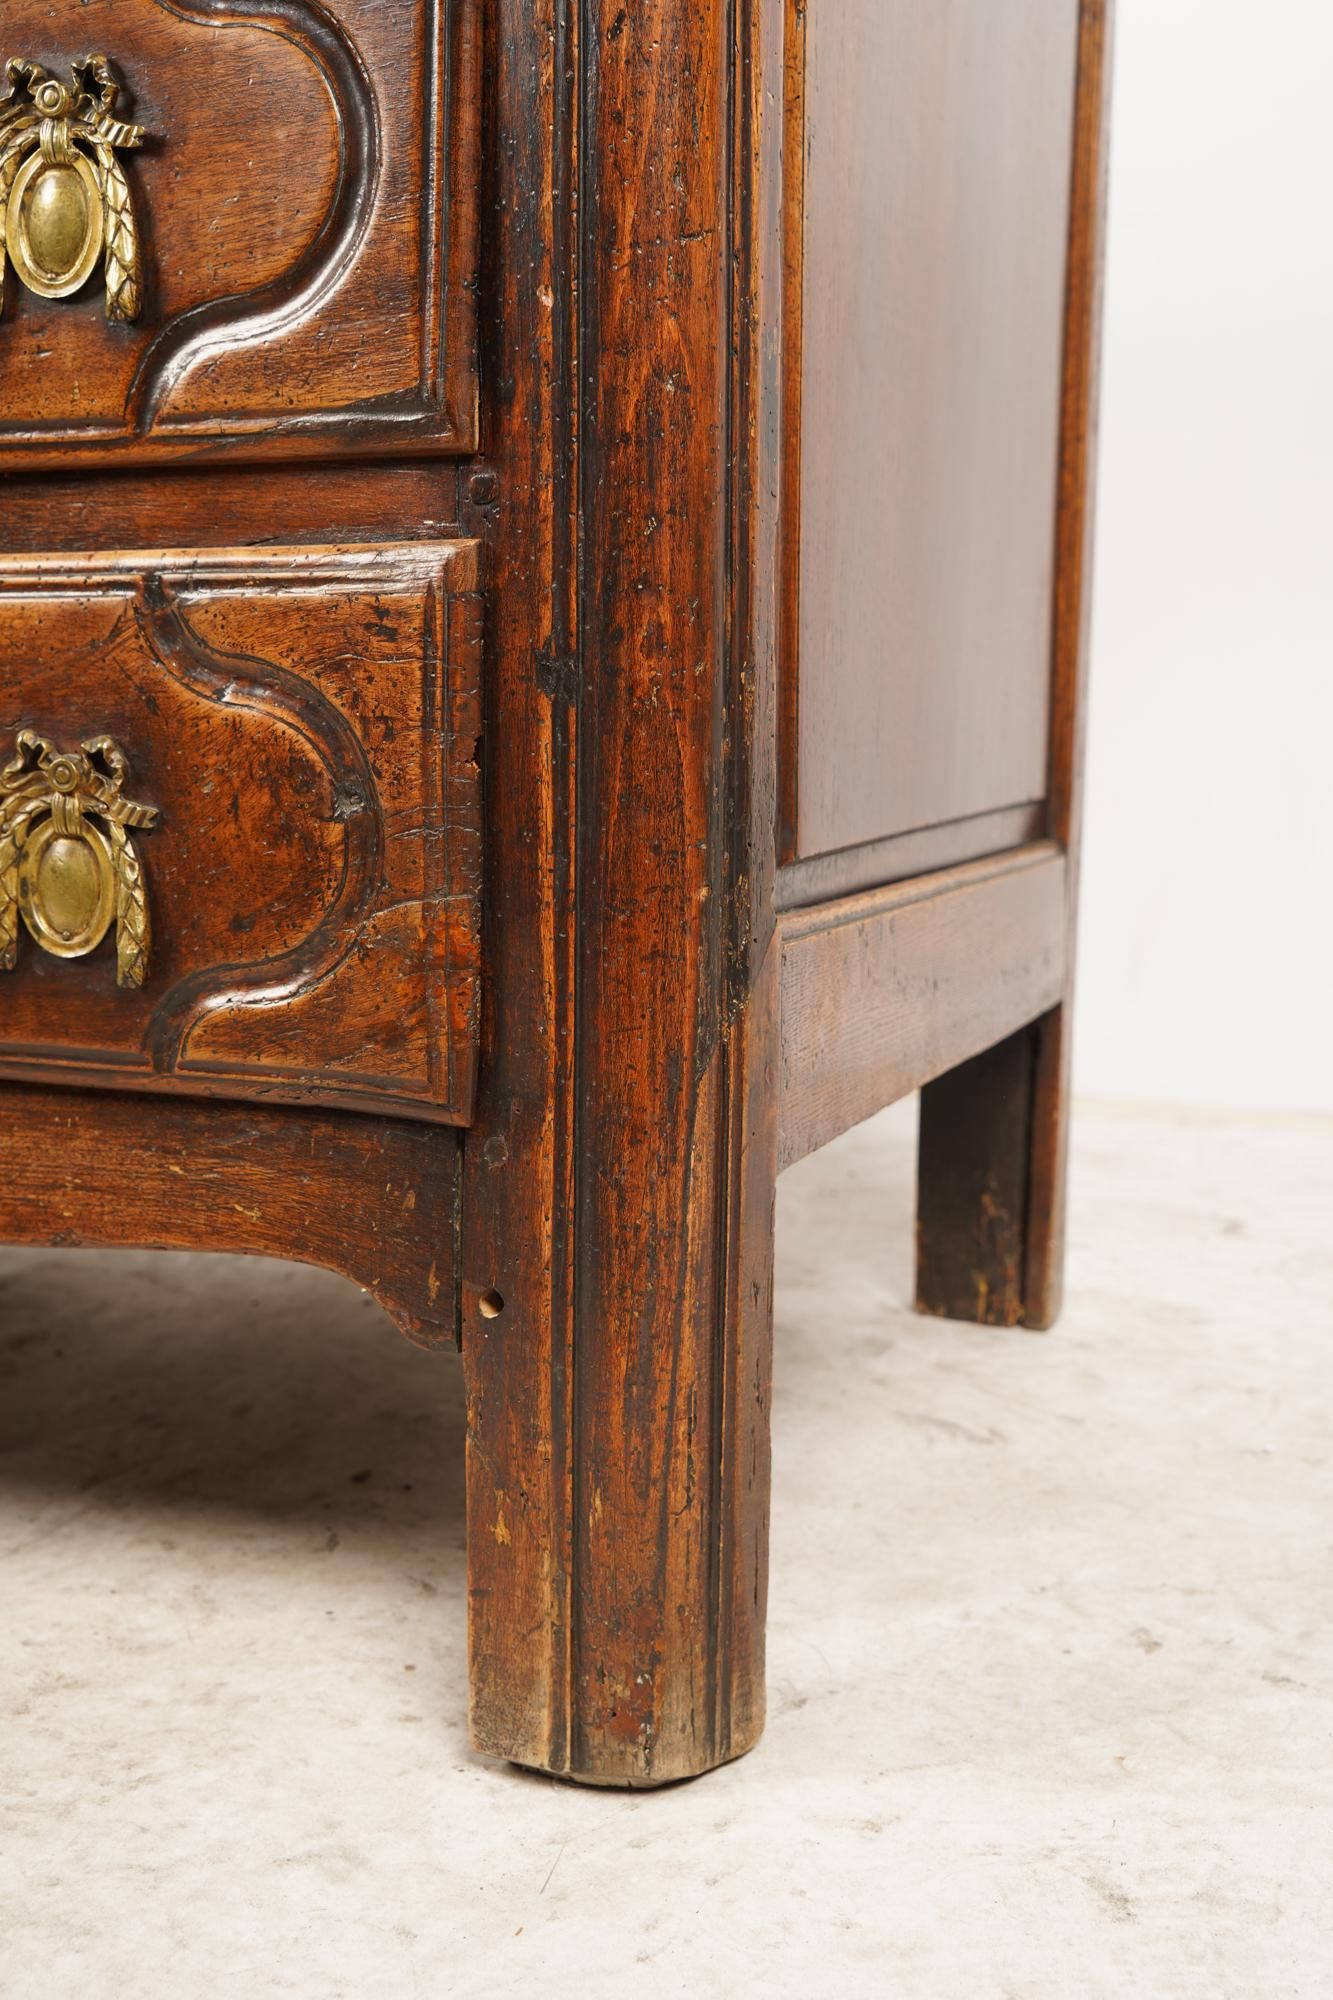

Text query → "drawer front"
[0,1,478,468]
[0,542,483,1123]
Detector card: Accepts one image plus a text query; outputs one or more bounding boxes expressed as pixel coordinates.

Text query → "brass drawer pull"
[0,54,146,322]
[0,732,159,988]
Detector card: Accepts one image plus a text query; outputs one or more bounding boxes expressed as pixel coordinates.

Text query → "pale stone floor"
[0,1100,1329,1998]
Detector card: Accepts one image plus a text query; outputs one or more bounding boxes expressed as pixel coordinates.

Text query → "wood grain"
[0,1081,462,1346]
[0,543,483,1123]
[0,0,479,467]
[0,0,1112,1786]
[462,0,784,1786]
[917,1029,1040,1329]
[0,464,467,553]
[778,846,1069,1173]
[456,0,580,1775]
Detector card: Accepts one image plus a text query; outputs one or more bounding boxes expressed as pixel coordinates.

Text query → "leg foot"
[916,1007,1070,1331]
[465,969,779,1786]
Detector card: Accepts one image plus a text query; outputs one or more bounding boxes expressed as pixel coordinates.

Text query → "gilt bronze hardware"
[0,54,146,321]
[0,731,159,987]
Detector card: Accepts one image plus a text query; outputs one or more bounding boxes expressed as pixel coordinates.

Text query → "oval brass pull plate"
[0,732,160,988]
[0,54,147,322]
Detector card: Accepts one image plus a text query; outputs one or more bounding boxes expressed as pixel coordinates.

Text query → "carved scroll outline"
[133,577,385,1072]
[0,544,481,1123]
[127,0,382,433]
[0,1,479,460]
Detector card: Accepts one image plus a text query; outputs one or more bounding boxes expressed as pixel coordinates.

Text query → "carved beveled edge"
[0,539,482,594]
[776,839,1067,943]
[127,0,382,434]
[133,578,387,1070]
[0,0,480,466]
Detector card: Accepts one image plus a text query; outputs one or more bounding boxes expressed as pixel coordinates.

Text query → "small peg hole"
[478,1289,506,1321]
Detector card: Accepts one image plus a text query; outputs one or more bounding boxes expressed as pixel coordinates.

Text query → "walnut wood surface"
[917,1029,1041,1330]
[453,0,578,1777]
[788,0,1081,859]
[0,0,479,467]
[778,847,1069,1174]
[0,543,483,1123]
[0,1082,461,1345]
[0,464,468,553]
[462,0,784,1788]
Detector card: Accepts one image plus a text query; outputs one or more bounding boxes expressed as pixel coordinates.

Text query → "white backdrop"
[1075,0,1333,1112]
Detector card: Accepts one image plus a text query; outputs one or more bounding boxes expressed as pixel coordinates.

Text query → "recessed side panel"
[792,0,1081,859]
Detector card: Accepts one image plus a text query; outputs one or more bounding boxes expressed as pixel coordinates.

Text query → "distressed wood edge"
[916,1026,1040,1329]
[460,0,581,1776]
[0,1083,464,1349]
[464,0,784,1787]
[1023,0,1116,1330]
[0,539,482,590]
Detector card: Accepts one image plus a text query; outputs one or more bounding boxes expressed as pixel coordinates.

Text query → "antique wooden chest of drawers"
[0,0,1112,1784]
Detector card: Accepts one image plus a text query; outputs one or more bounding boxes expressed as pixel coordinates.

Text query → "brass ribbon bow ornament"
[0,732,160,989]
[0,53,146,321]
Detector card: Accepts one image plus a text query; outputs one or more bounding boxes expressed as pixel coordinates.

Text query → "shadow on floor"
[0,1098,920,1581]
[0,1245,464,1564]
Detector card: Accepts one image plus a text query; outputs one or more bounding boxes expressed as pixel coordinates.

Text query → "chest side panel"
[792,0,1081,860]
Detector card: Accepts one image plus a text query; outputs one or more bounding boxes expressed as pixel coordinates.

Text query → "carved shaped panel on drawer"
[0,1,479,468]
[0,543,483,1123]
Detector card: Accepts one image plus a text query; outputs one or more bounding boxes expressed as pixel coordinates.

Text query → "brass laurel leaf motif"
[0,731,160,987]
[0,54,147,322]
